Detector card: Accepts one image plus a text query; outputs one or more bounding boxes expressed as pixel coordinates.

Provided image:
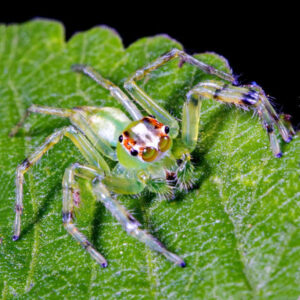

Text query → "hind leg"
[9,105,72,137]
[13,125,109,241]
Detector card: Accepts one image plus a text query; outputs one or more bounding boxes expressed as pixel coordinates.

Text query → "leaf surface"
[0,19,299,299]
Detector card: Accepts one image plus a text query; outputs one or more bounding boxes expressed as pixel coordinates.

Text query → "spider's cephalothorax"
[118,116,171,164]
[11,49,294,268]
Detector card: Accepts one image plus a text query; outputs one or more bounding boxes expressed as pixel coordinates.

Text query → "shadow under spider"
[20,180,60,239]
[90,200,107,250]
[170,105,233,203]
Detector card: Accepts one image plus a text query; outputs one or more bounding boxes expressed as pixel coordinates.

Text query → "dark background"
[1,5,299,125]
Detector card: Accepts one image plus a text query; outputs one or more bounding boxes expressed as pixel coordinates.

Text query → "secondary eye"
[158,136,171,152]
[119,135,123,143]
[142,147,158,162]
[164,126,169,134]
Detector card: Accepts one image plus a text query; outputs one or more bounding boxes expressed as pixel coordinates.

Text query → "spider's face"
[118,116,172,163]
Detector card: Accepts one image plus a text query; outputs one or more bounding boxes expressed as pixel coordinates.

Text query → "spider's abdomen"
[71,106,131,147]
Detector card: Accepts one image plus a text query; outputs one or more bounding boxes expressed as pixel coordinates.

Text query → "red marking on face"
[142,116,164,130]
[123,136,136,152]
[119,116,171,161]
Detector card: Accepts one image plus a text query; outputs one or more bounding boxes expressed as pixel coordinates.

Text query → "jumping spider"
[11,49,294,268]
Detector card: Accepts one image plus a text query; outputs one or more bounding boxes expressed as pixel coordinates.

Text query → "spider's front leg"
[123,48,235,138]
[91,177,186,267]
[181,80,294,157]
[63,163,185,267]
[71,64,143,121]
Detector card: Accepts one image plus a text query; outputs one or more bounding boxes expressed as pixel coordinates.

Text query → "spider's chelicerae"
[11,49,294,268]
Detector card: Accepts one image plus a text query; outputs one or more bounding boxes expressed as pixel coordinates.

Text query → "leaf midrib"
[214,110,255,296]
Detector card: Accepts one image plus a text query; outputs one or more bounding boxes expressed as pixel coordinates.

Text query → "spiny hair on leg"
[146,177,175,200]
[176,155,195,191]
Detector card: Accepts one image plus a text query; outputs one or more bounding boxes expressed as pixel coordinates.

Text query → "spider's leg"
[279,114,295,137]
[9,105,72,137]
[13,125,109,241]
[63,163,183,267]
[10,103,117,161]
[92,178,186,267]
[181,80,294,157]
[72,64,142,120]
[123,49,235,138]
[62,163,108,267]
[243,84,295,144]
[69,108,118,161]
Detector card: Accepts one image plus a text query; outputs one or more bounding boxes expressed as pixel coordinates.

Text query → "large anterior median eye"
[158,136,171,152]
[142,147,158,162]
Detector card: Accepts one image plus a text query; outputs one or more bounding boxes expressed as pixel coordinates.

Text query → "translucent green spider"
[11,49,294,268]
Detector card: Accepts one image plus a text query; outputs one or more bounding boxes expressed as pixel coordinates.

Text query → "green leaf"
[0,19,299,299]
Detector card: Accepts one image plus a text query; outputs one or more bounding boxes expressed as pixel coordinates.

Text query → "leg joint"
[123,80,134,92]
[186,91,200,106]
[18,158,31,171]
[241,89,259,106]
[15,204,23,214]
[81,240,91,249]
[62,211,73,224]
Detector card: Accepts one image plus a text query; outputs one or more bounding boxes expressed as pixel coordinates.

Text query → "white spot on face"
[131,122,160,149]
